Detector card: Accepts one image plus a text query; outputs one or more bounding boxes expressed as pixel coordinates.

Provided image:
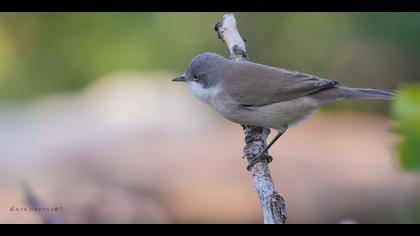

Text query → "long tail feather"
[310,86,397,104]
[339,87,397,100]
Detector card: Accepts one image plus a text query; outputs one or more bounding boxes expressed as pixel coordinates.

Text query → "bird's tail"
[311,86,397,104]
[338,87,397,100]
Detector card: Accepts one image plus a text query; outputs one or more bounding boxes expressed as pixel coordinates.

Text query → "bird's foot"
[243,128,287,171]
[246,152,272,171]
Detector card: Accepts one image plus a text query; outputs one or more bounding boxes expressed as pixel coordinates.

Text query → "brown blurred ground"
[0,72,419,224]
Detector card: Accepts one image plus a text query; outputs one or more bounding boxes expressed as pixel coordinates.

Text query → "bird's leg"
[246,129,287,171]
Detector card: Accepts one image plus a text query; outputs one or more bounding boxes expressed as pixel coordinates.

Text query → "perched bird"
[172,52,396,170]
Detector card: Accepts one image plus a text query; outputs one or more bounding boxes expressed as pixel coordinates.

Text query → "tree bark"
[214,14,287,224]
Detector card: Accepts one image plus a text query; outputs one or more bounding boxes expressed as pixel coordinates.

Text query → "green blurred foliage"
[392,85,420,171]
[0,12,419,105]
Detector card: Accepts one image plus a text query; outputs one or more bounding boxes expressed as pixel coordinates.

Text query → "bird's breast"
[210,92,318,130]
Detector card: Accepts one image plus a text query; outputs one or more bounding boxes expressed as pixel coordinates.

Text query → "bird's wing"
[222,61,339,106]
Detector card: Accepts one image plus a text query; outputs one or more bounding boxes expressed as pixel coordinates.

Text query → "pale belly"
[210,95,319,131]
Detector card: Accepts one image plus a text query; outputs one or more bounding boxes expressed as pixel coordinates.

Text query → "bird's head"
[172,52,226,89]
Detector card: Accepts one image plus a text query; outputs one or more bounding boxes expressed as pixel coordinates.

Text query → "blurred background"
[0,12,419,224]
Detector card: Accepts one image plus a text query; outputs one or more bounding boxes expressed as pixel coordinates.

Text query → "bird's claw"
[245,152,272,171]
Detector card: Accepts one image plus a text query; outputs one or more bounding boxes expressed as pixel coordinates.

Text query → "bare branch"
[214,13,286,224]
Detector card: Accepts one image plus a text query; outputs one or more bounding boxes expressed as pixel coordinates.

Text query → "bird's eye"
[192,74,199,81]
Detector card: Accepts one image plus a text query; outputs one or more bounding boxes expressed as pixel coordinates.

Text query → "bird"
[172,52,396,170]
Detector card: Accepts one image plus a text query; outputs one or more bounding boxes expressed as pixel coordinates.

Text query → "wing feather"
[222,61,338,106]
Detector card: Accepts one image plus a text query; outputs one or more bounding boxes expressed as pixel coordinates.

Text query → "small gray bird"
[172,52,395,170]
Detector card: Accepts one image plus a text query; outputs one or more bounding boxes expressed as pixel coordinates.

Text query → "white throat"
[187,82,217,104]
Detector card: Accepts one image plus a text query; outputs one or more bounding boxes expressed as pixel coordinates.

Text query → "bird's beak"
[172,75,186,82]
